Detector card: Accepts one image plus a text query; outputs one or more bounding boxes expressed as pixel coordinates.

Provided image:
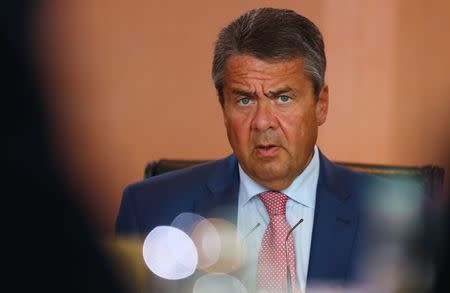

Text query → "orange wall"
[35,0,450,236]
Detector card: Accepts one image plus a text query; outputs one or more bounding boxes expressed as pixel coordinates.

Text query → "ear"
[315,84,329,126]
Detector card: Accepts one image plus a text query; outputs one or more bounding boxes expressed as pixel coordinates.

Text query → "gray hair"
[212,7,326,104]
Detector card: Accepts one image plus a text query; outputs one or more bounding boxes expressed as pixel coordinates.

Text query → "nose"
[251,100,278,131]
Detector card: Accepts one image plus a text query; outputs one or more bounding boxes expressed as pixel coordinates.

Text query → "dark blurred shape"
[429,198,450,293]
[2,1,126,291]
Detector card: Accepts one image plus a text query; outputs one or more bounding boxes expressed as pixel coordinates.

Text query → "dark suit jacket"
[116,150,384,290]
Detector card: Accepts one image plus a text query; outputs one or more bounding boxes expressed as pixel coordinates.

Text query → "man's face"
[221,54,328,190]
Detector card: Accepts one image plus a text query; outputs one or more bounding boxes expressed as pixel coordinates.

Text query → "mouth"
[254,144,280,156]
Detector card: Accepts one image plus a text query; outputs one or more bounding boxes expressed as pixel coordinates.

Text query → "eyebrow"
[230,88,256,97]
[265,86,293,97]
[230,86,293,97]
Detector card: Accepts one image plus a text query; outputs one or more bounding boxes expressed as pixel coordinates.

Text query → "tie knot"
[259,191,288,217]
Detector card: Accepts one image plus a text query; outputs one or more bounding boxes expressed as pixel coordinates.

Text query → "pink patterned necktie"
[256,191,297,293]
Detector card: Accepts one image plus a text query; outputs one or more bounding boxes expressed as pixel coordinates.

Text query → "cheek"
[280,111,316,145]
[224,113,250,143]
[280,111,306,134]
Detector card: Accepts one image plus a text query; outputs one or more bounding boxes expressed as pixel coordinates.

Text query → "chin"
[253,165,290,186]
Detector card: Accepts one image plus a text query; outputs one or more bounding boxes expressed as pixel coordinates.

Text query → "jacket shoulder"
[319,153,389,199]
[115,155,235,235]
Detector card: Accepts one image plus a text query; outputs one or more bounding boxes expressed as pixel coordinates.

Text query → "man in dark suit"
[116,7,384,293]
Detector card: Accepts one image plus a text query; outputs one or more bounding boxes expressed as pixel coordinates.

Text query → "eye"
[238,97,253,105]
[277,95,292,104]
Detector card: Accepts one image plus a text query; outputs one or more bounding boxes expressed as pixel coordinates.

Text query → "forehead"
[223,54,308,89]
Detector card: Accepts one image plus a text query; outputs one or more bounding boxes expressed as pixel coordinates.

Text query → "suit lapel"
[307,151,360,282]
[193,154,240,225]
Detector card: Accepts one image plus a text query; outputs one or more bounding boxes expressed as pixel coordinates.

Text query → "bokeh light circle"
[190,218,222,269]
[193,273,248,293]
[192,218,245,273]
[142,226,198,280]
[171,212,205,235]
[171,213,222,270]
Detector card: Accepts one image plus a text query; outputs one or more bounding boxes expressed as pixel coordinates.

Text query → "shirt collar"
[238,145,320,208]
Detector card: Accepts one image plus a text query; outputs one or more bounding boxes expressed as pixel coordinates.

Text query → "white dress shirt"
[237,145,320,292]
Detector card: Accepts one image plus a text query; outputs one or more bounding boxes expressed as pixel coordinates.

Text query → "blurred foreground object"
[3,0,127,291]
